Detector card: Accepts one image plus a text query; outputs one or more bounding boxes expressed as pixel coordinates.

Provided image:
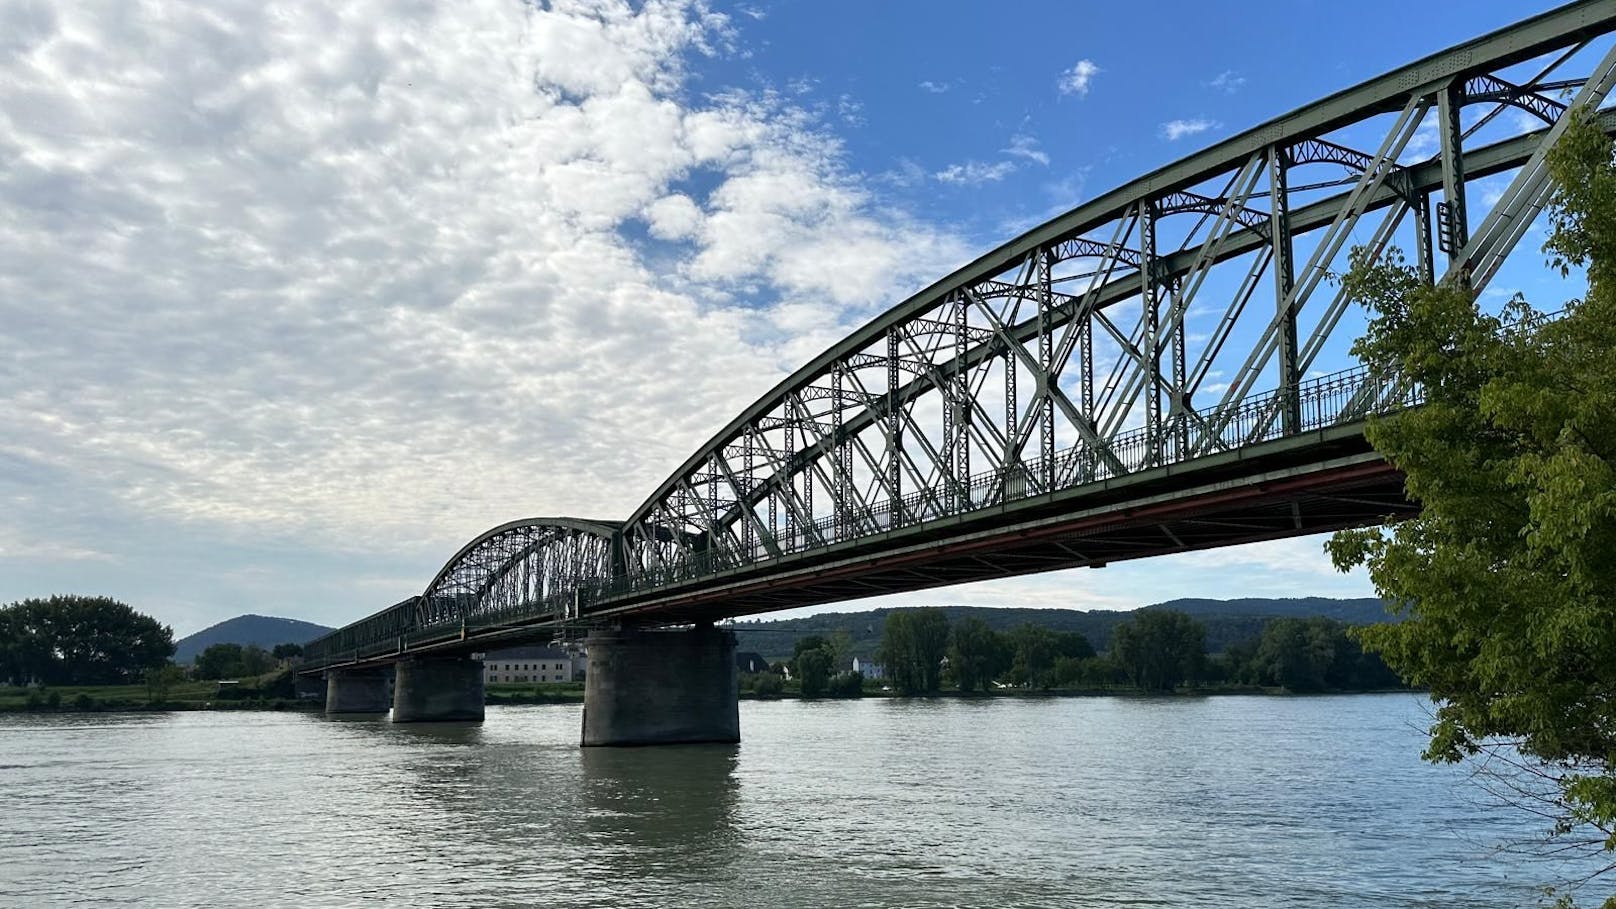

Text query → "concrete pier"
[392,657,485,723]
[581,626,739,746]
[324,667,392,714]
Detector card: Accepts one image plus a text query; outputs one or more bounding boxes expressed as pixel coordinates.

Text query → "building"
[482,645,581,684]
[852,656,885,680]
[735,651,771,674]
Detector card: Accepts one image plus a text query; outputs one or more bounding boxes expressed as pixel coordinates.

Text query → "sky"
[0,0,1588,636]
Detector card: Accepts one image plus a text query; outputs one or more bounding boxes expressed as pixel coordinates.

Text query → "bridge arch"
[616,4,1616,593]
[415,517,621,628]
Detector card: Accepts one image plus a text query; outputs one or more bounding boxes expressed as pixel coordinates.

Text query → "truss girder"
[616,7,1616,590]
[303,5,1616,670]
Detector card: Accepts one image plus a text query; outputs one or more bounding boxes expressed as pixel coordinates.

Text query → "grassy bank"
[0,669,322,713]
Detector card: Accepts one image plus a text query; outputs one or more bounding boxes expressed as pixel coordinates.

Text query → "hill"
[728,597,1392,662]
[174,614,334,663]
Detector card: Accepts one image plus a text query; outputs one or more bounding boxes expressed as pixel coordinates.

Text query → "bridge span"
[302,2,1616,743]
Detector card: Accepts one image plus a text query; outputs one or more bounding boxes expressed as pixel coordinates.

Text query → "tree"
[1329,109,1616,881]
[0,595,174,685]
[794,648,831,698]
[271,643,303,661]
[948,617,1010,692]
[239,644,276,677]
[1110,609,1204,692]
[877,608,949,695]
[1253,617,1339,692]
[195,643,244,680]
[144,664,187,704]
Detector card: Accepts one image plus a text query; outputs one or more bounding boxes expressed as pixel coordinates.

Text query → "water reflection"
[578,744,742,881]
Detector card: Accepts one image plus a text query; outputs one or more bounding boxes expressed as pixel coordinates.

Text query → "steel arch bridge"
[304,1,1616,671]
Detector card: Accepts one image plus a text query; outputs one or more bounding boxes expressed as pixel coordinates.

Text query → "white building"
[482,645,582,684]
[852,656,885,680]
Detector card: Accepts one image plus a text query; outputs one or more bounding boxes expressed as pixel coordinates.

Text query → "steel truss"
[303,2,1616,671]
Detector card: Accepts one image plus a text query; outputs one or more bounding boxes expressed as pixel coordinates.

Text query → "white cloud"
[1207,70,1245,93]
[1002,133,1049,166]
[918,80,950,94]
[1161,117,1219,140]
[1058,59,1100,97]
[0,0,973,626]
[934,160,1017,185]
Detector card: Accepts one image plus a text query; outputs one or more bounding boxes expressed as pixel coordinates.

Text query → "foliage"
[1330,110,1616,886]
[876,608,950,695]
[194,643,277,680]
[1004,624,1095,689]
[728,599,1387,663]
[794,647,831,698]
[825,670,864,699]
[745,672,784,699]
[144,664,188,703]
[1229,617,1402,692]
[271,643,304,661]
[0,595,175,685]
[1110,610,1204,692]
[948,617,1012,692]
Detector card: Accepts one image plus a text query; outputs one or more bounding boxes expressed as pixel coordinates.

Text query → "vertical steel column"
[954,298,971,507]
[706,472,718,570]
[1413,191,1435,283]
[783,418,796,547]
[1140,201,1162,464]
[743,434,754,557]
[832,366,845,539]
[1169,276,1188,460]
[1003,327,1018,494]
[1269,145,1300,435]
[887,329,902,524]
[800,404,813,533]
[1036,249,1055,487]
[1437,81,1469,275]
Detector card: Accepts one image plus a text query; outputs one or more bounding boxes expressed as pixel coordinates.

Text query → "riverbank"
[2,679,1412,713]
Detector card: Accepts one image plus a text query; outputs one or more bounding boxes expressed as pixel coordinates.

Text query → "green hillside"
[728,597,1392,662]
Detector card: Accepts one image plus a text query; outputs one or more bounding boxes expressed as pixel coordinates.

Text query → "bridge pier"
[392,657,485,723]
[582,626,739,747]
[324,667,392,715]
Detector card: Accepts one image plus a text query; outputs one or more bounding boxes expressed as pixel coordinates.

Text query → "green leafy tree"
[877,608,949,695]
[1330,110,1616,878]
[948,617,1011,692]
[271,643,304,661]
[1110,609,1205,692]
[144,664,187,704]
[0,595,174,685]
[240,644,276,677]
[826,670,864,698]
[794,648,831,698]
[195,643,245,680]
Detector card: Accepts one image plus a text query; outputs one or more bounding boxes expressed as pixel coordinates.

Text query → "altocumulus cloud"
[0,0,971,597]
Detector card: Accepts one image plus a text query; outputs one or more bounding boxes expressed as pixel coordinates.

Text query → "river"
[0,694,1597,908]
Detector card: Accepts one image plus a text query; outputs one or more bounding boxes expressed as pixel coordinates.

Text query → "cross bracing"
[302,2,1616,672]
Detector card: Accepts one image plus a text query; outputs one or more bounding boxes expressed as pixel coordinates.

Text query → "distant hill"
[728,597,1393,662]
[175,614,334,663]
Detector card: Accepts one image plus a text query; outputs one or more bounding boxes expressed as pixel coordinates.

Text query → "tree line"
[866,607,1401,696]
[0,596,175,685]
[1,595,308,688]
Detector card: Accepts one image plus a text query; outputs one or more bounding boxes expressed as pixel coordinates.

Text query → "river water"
[0,694,1598,908]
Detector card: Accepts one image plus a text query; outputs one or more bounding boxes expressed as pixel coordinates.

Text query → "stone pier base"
[582,626,739,746]
[325,667,392,715]
[392,657,485,723]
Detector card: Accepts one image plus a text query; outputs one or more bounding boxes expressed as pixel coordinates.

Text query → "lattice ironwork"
[303,3,1616,671]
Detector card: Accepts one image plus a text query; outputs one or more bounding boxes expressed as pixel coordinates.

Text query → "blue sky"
[0,0,1588,635]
